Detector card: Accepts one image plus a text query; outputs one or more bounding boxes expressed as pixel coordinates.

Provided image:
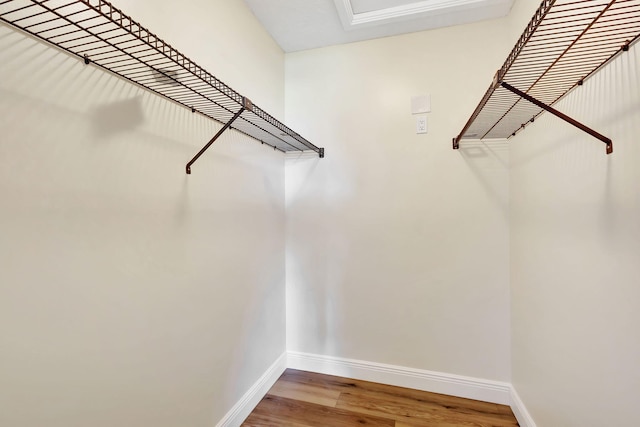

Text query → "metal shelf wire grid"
[0,0,322,156]
[455,0,640,144]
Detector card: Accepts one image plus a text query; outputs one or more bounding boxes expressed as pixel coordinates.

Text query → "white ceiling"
[243,0,516,52]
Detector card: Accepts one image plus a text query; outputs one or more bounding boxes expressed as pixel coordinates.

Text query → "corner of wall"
[510,386,537,427]
[215,353,287,427]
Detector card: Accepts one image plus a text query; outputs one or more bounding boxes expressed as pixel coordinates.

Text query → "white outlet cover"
[411,95,431,114]
[416,115,427,134]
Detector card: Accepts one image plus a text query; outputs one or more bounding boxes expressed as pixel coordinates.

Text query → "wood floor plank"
[242,411,310,427]
[242,395,395,427]
[242,369,519,427]
[278,368,359,393]
[337,391,518,427]
[395,421,515,427]
[284,371,495,407]
[395,420,492,427]
[284,369,513,419]
[495,404,517,416]
[268,376,341,407]
[336,388,518,427]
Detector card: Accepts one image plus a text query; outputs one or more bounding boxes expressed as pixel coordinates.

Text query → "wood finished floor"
[242,369,519,427]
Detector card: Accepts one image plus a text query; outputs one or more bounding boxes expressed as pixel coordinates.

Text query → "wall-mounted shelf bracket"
[500,82,613,155]
[0,0,324,174]
[452,0,639,155]
[186,97,252,174]
[453,73,501,150]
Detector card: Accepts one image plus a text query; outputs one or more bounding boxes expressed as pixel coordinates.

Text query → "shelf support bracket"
[500,82,613,154]
[186,98,252,174]
[452,72,502,150]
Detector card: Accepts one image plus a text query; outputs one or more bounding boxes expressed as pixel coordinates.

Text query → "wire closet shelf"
[453,0,640,154]
[0,0,324,173]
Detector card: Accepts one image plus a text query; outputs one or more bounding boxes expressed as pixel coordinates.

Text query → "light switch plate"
[411,95,431,114]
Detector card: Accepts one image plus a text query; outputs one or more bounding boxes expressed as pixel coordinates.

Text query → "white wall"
[510,31,640,427]
[0,1,286,426]
[4,0,636,424]
[285,17,514,381]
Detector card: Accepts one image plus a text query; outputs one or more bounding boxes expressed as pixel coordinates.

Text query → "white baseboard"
[215,351,534,427]
[510,386,537,427]
[287,351,511,405]
[215,352,287,427]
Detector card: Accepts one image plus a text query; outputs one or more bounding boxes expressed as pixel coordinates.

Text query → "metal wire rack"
[454,0,640,154]
[0,0,324,173]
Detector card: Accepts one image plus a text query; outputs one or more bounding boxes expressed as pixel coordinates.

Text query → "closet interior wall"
[0,1,287,426]
[509,6,640,427]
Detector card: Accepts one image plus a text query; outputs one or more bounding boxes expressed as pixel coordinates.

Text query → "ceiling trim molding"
[334,0,496,29]
[334,0,355,29]
[244,0,516,52]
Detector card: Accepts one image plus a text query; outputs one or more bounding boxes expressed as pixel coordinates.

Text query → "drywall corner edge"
[510,386,537,427]
[287,351,511,405]
[215,353,287,427]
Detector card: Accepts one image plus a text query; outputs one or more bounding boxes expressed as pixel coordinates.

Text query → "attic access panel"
[453,0,640,154]
[0,0,324,173]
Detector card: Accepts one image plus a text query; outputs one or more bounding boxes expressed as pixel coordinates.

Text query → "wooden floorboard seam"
[242,369,519,426]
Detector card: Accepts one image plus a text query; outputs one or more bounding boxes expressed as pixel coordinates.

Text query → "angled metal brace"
[501,82,613,154]
[186,98,253,174]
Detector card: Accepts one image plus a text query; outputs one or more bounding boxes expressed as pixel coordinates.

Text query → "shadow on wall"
[285,154,349,358]
[2,22,291,427]
[509,45,638,169]
[0,25,143,140]
[508,43,640,246]
[284,151,321,209]
[286,231,348,357]
[458,140,509,221]
[89,96,145,138]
